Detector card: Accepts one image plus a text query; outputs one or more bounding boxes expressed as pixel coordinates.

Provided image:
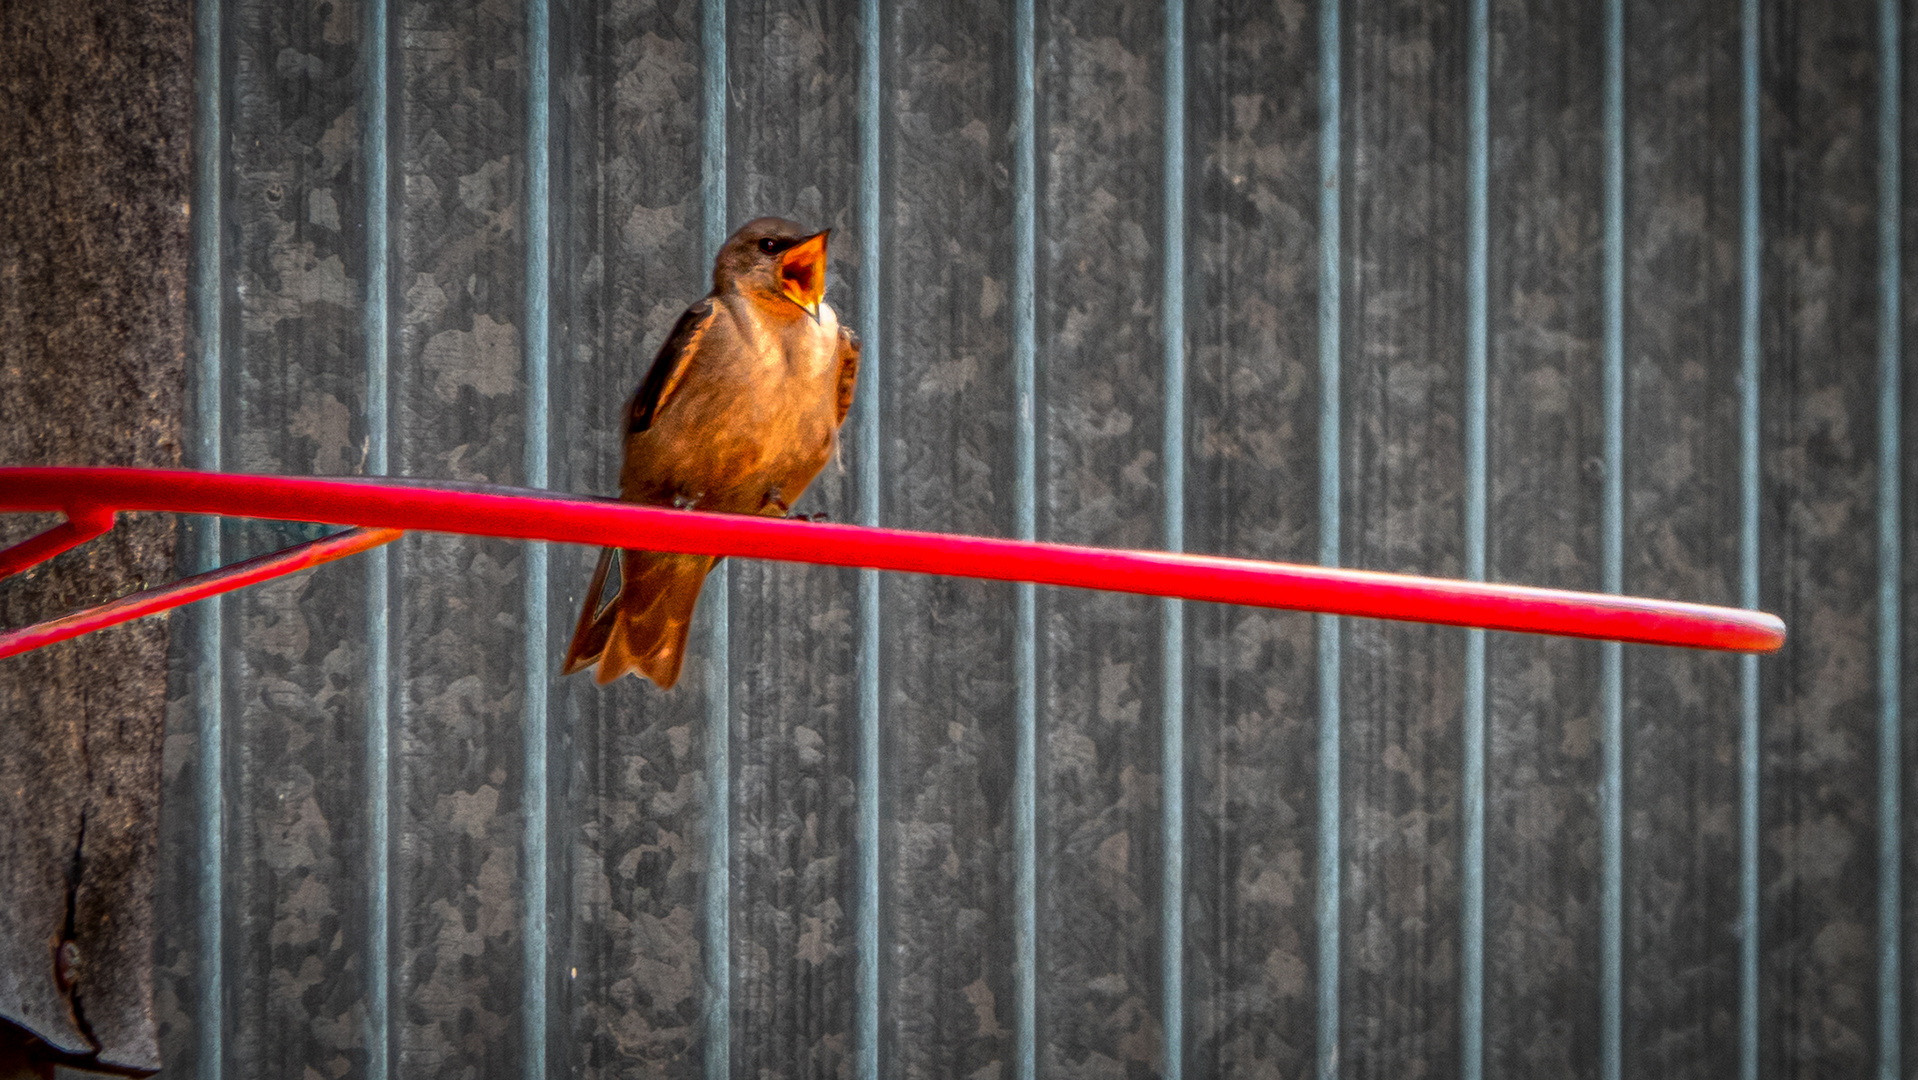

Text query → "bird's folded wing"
[629,297,715,433]
[834,327,861,429]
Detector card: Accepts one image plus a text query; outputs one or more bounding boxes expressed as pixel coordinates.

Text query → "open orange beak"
[778,230,829,322]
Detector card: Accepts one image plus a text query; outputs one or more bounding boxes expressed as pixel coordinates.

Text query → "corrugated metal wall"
[157,0,1915,1077]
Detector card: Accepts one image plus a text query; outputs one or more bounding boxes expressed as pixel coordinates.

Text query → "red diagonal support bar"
[0,525,402,661]
[0,505,116,579]
[0,466,1785,653]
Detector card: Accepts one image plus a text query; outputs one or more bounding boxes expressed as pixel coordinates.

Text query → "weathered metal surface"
[390,2,533,1076]
[1339,0,1469,1073]
[1758,0,1884,1074]
[1033,3,1167,1077]
[0,0,190,1072]
[548,2,711,1078]
[1480,0,1606,1075]
[213,4,380,1079]
[1620,0,1746,1073]
[1903,3,1917,1069]
[134,0,1914,1077]
[725,0,864,1076]
[1182,0,1324,1074]
[876,1,1024,1077]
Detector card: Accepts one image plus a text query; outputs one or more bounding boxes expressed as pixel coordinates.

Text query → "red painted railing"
[0,466,1785,658]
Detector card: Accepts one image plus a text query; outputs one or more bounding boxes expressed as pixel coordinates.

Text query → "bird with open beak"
[563,217,860,688]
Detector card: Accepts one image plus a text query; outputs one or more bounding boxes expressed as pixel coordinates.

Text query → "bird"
[562,217,861,688]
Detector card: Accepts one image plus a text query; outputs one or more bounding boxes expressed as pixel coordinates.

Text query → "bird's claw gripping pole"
[0,466,1786,660]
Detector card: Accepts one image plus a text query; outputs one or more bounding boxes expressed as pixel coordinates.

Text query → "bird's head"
[714,217,830,322]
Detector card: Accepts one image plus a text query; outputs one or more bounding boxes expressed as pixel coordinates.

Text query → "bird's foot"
[671,492,700,510]
[787,510,829,523]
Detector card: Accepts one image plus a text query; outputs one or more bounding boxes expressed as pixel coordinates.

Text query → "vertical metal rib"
[855,0,884,1073]
[700,1,730,1075]
[522,1,552,1076]
[1314,1,1342,1076]
[1011,0,1039,1071]
[1599,1,1627,1077]
[191,0,225,1074]
[1159,2,1187,1076]
[1460,0,1489,1074]
[1737,0,1762,1075]
[1876,0,1902,1075]
[362,0,393,1073]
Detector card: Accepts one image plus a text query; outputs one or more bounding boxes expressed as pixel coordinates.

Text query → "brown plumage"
[563,218,861,688]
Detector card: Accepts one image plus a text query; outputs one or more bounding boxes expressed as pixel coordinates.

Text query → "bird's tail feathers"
[563,547,713,689]
[562,546,619,677]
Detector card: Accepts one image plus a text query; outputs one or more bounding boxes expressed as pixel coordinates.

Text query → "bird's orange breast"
[621,297,845,518]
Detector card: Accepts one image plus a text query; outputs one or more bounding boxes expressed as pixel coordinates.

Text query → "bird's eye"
[758,237,780,254]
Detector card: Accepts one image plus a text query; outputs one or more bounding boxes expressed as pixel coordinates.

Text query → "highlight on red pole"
[0,466,1785,657]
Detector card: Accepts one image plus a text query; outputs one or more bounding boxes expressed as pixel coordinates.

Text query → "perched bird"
[563,217,861,688]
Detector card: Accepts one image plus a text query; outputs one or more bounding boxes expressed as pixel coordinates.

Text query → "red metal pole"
[0,525,402,661]
[0,467,1785,653]
[0,506,116,579]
